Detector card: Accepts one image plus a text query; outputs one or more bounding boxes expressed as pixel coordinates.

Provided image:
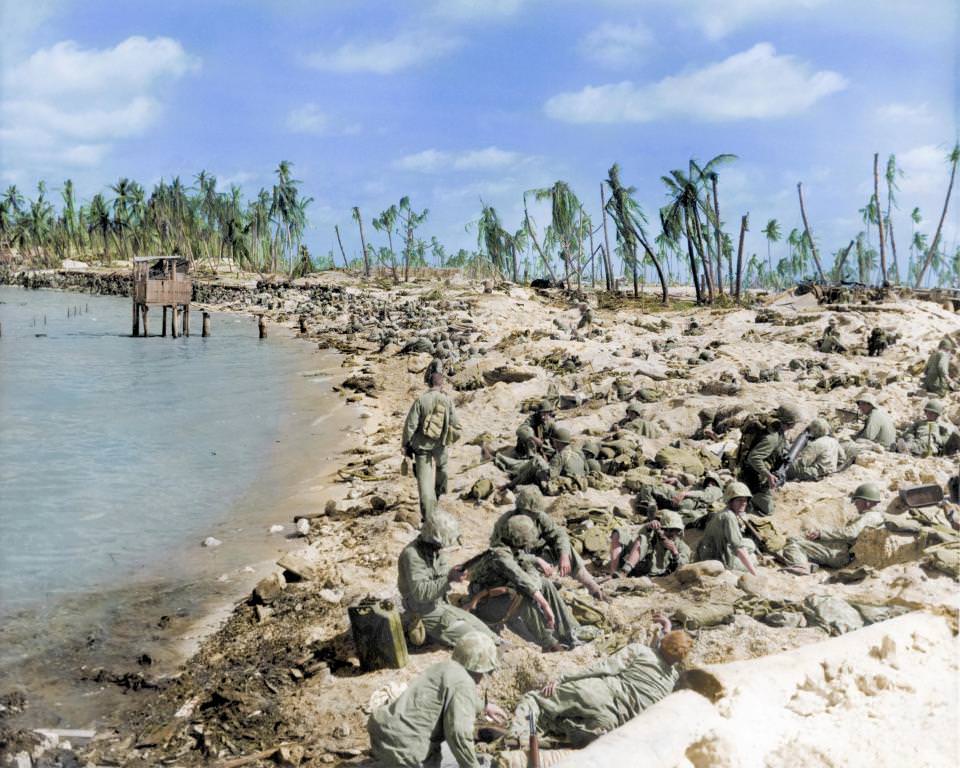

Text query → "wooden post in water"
[299,315,307,334]
[258,316,267,339]
[141,305,149,336]
[170,305,178,338]
[162,306,168,337]
[132,301,140,337]
[183,305,190,336]
[202,311,211,337]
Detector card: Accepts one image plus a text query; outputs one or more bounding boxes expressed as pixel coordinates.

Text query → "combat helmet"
[419,512,460,548]
[924,399,944,416]
[723,481,752,503]
[939,338,954,351]
[851,482,883,503]
[855,392,879,409]
[452,631,498,674]
[808,418,831,438]
[515,485,545,514]
[775,403,802,426]
[659,510,685,531]
[552,427,573,445]
[504,515,538,550]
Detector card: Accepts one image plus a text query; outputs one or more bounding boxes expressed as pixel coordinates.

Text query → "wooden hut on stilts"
[131,256,193,338]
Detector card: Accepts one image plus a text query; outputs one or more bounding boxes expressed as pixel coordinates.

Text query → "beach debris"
[253,572,286,605]
[295,518,310,536]
[268,524,285,534]
[202,536,222,548]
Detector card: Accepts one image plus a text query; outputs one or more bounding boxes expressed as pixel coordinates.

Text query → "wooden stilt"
[162,306,168,337]
[202,311,211,337]
[183,305,190,337]
[171,305,178,338]
[132,302,140,337]
[258,316,267,339]
[142,305,149,336]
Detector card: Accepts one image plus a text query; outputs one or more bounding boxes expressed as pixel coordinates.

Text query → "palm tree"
[606,163,668,303]
[694,154,737,295]
[398,196,427,281]
[762,219,781,276]
[916,142,960,287]
[884,154,902,282]
[530,181,581,289]
[351,206,371,276]
[476,204,511,279]
[661,164,715,302]
[87,193,112,263]
[372,204,399,282]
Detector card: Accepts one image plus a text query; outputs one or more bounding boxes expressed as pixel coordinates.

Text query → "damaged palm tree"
[606,164,668,303]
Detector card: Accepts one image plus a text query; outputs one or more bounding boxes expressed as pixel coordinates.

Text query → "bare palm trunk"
[682,208,703,304]
[524,204,560,285]
[834,239,855,280]
[874,154,888,284]
[334,225,349,270]
[600,184,614,290]
[797,183,827,282]
[691,209,714,301]
[915,150,958,287]
[735,213,748,302]
[711,176,723,295]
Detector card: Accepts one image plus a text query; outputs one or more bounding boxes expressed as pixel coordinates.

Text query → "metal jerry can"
[348,598,409,671]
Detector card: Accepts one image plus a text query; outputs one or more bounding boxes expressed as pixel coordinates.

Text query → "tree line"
[1,145,957,301]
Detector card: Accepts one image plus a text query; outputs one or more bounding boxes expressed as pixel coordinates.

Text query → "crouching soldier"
[468,516,584,652]
[897,399,959,457]
[780,482,885,574]
[368,632,507,768]
[695,482,758,575]
[609,511,690,578]
[398,512,498,648]
[509,615,692,747]
[787,418,842,481]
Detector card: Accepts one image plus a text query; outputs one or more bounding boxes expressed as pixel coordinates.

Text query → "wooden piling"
[258,316,267,339]
[141,305,149,336]
[183,306,190,337]
[162,306,168,337]
[202,312,211,337]
[132,302,140,337]
[299,315,307,334]
[170,305,178,338]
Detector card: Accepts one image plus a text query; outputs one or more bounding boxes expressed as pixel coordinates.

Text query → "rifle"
[774,430,809,485]
[527,710,541,768]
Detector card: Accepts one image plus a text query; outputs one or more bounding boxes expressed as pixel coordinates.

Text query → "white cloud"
[579,21,653,67]
[394,146,528,173]
[875,102,934,125]
[305,31,461,74]
[544,43,846,123]
[285,103,361,135]
[1,36,199,171]
[669,0,831,40]
[897,144,954,201]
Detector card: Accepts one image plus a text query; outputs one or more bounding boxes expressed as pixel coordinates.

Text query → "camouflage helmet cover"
[659,510,685,531]
[808,418,831,438]
[504,514,538,550]
[924,399,944,416]
[552,426,573,444]
[723,481,753,502]
[851,482,883,503]
[514,485,545,513]
[775,403,802,425]
[419,512,460,547]
[452,631,498,674]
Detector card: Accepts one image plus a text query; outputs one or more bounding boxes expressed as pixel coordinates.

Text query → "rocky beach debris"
[1,268,958,767]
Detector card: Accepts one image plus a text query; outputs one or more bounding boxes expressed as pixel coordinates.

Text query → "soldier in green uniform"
[852,393,896,450]
[469,516,583,651]
[738,404,800,516]
[515,399,558,458]
[398,512,498,648]
[609,511,691,577]
[402,371,461,523]
[897,399,958,457]
[490,486,604,599]
[695,482,758,574]
[508,616,693,747]
[368,632,507,768]
[787,418,841,481]
[923,339,955,396]
[817,319,845,353]
[780,482,885,574]
[541,428,590,494]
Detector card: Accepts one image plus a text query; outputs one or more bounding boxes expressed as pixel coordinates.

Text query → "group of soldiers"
[369,334,957,766]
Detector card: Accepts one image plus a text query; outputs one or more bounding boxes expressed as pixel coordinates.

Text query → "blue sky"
[1,0,957,276]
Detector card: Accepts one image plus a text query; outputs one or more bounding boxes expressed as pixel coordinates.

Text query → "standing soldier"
[398,512,498,648]
[737,404,801,516]
[924,339,956,396]
[403,371,461,523]
[780,482,885,574]
[368,632,507,768]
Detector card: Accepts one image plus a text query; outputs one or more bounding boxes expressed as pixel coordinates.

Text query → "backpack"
[421,398,447,440]
[735,413,777,465]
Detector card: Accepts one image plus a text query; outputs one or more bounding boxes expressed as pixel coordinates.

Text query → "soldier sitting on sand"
[695,482,759,575]
[923,339,956,396]
[817,318,846,354]
[787,418,842,481]
[609,511,691,578]
[849,393,896,450]
[897,399,959,457]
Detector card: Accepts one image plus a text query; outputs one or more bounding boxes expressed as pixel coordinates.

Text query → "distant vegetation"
[1,144,957,302]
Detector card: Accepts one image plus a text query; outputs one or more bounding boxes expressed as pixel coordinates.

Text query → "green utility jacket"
[368,660,482,768]
[470,547,541,598]
[516,414,557,457]
[901,419,954,457]
[819,509,885,545]
[924,349,951,395]
[618,532,691,577]
[548,445,589,479]
[741,431,787,490]
[402,388,460,453]
[855,408,896,449]
[696,508,752,571]
[489,508,572,561]
[790,435,841,481]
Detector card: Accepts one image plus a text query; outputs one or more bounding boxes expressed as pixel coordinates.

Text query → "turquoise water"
[0,285,335,618]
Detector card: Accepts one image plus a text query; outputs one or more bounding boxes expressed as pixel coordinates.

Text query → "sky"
[1,0,958,277]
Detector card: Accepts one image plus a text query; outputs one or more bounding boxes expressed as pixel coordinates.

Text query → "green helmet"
[452,631,498,674]
[515,485,545,514]
[939,338,954,351]
[626,402,644,417]
[419,512,460,547]
[924,399,944,416]
[724,481,752,503]
[552,427,573,444]
[702,471,722,487]
[538,398,556,414]
[504,515,538,550]
[775,404,802,426]
[851,482,883,503]
[808,418,831,438]
[660,510,684,531]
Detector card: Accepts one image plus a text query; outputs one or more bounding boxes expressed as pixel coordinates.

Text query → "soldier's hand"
[806,530,820,541]
[647,520,662,531]
[534,592,555,629]
[534,557,555,577]
[541,680,559,697]
[652,613,672,633]
[483,702,509,724]
[558,553,572,577]
[767,471,779,489]
[448,566,467,583]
